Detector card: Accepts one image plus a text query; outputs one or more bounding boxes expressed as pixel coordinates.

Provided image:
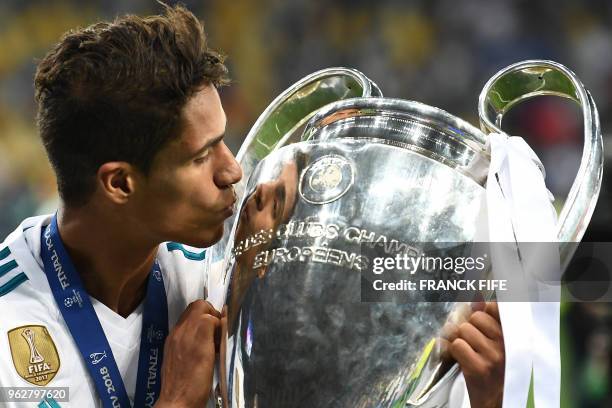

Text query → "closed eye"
[194,148,211,164]
[192,133,225,164]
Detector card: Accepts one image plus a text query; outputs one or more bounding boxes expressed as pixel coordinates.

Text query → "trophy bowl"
[221,97,490,407]
[218,61,603,408]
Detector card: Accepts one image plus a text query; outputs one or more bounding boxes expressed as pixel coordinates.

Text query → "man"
[0,4,503,408]
[0,5,240,407]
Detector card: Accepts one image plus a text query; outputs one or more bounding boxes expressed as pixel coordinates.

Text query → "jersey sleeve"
[0,245,29,299]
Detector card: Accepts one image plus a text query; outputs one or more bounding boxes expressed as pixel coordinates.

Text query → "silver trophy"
[218,61,603,407]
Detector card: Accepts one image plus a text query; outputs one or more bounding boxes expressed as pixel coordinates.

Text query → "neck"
[56,205,159,317]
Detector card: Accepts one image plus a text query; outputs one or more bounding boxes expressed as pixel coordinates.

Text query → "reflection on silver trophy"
[215,62,603,407]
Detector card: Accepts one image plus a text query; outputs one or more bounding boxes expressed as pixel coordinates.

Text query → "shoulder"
[0,245,28,299]
[0,215,58,324]
[0,215,53,301]
[0,219,68,391]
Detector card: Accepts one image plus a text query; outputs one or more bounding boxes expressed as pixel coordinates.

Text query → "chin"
[181,224,225,249]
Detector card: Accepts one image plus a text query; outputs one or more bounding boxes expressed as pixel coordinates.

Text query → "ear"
[96,162,138,204]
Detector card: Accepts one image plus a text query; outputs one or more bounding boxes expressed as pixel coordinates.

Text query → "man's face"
[237,160,298,240]
[232,160,298,278]
[228,160,299,331]
[133,84,242,247]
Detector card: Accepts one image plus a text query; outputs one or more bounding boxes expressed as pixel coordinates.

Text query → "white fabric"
[448,373,471,408]
[0,215,212,407]
[207,258,228,311]
[479,133,561,408]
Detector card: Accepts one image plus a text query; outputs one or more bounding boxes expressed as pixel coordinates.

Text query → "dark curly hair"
[34,4,229,206]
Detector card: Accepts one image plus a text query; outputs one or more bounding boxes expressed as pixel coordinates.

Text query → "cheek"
[169,165,219,208]
[143,164,225,234]
[187,176,219,209]
[142,178,202,221]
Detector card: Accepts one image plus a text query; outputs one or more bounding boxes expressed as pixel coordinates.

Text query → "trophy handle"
[236,67,381,165]
[210,68,382,264]
[478,60,604,269]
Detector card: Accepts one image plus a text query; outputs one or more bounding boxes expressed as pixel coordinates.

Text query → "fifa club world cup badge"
[8,325,60,386]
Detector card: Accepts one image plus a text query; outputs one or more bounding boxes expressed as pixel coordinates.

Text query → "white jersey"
[0,215,212,407]
[0,215,470,408]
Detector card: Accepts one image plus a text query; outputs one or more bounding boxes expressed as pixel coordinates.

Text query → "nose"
[214,142,243,188]
[255,180,278,211]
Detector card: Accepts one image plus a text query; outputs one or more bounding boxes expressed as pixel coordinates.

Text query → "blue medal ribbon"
[41,215,168,408]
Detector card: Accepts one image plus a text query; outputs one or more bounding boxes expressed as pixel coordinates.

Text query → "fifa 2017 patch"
[7,325,60,386]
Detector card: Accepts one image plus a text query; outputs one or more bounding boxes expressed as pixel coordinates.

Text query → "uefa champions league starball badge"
[299,155,355,204]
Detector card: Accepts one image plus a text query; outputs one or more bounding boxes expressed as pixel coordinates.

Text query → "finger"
[485,301,501,323]
[175,299,203,326]
[202,300,222,318]
[214,324,221,354]
[182,300,222,322]
[471,299,486,313]
[469,311,503,341]
[219,306,228,355]
[447,303,471,326]
[440,321,460,342]
[449,338,486,375]
[197,314,222,340]
[194,299,222,318]
[471,290,485,304]
[457,322,491,353]
[437,338,452,361]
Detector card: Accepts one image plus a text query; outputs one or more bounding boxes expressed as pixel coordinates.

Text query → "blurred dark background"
[0,0,610,406]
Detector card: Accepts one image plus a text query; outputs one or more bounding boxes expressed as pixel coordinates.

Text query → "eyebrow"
[192,133,225,158]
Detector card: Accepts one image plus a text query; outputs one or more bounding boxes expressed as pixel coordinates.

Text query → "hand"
[446,301,505,408]
[154,300,221,408]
